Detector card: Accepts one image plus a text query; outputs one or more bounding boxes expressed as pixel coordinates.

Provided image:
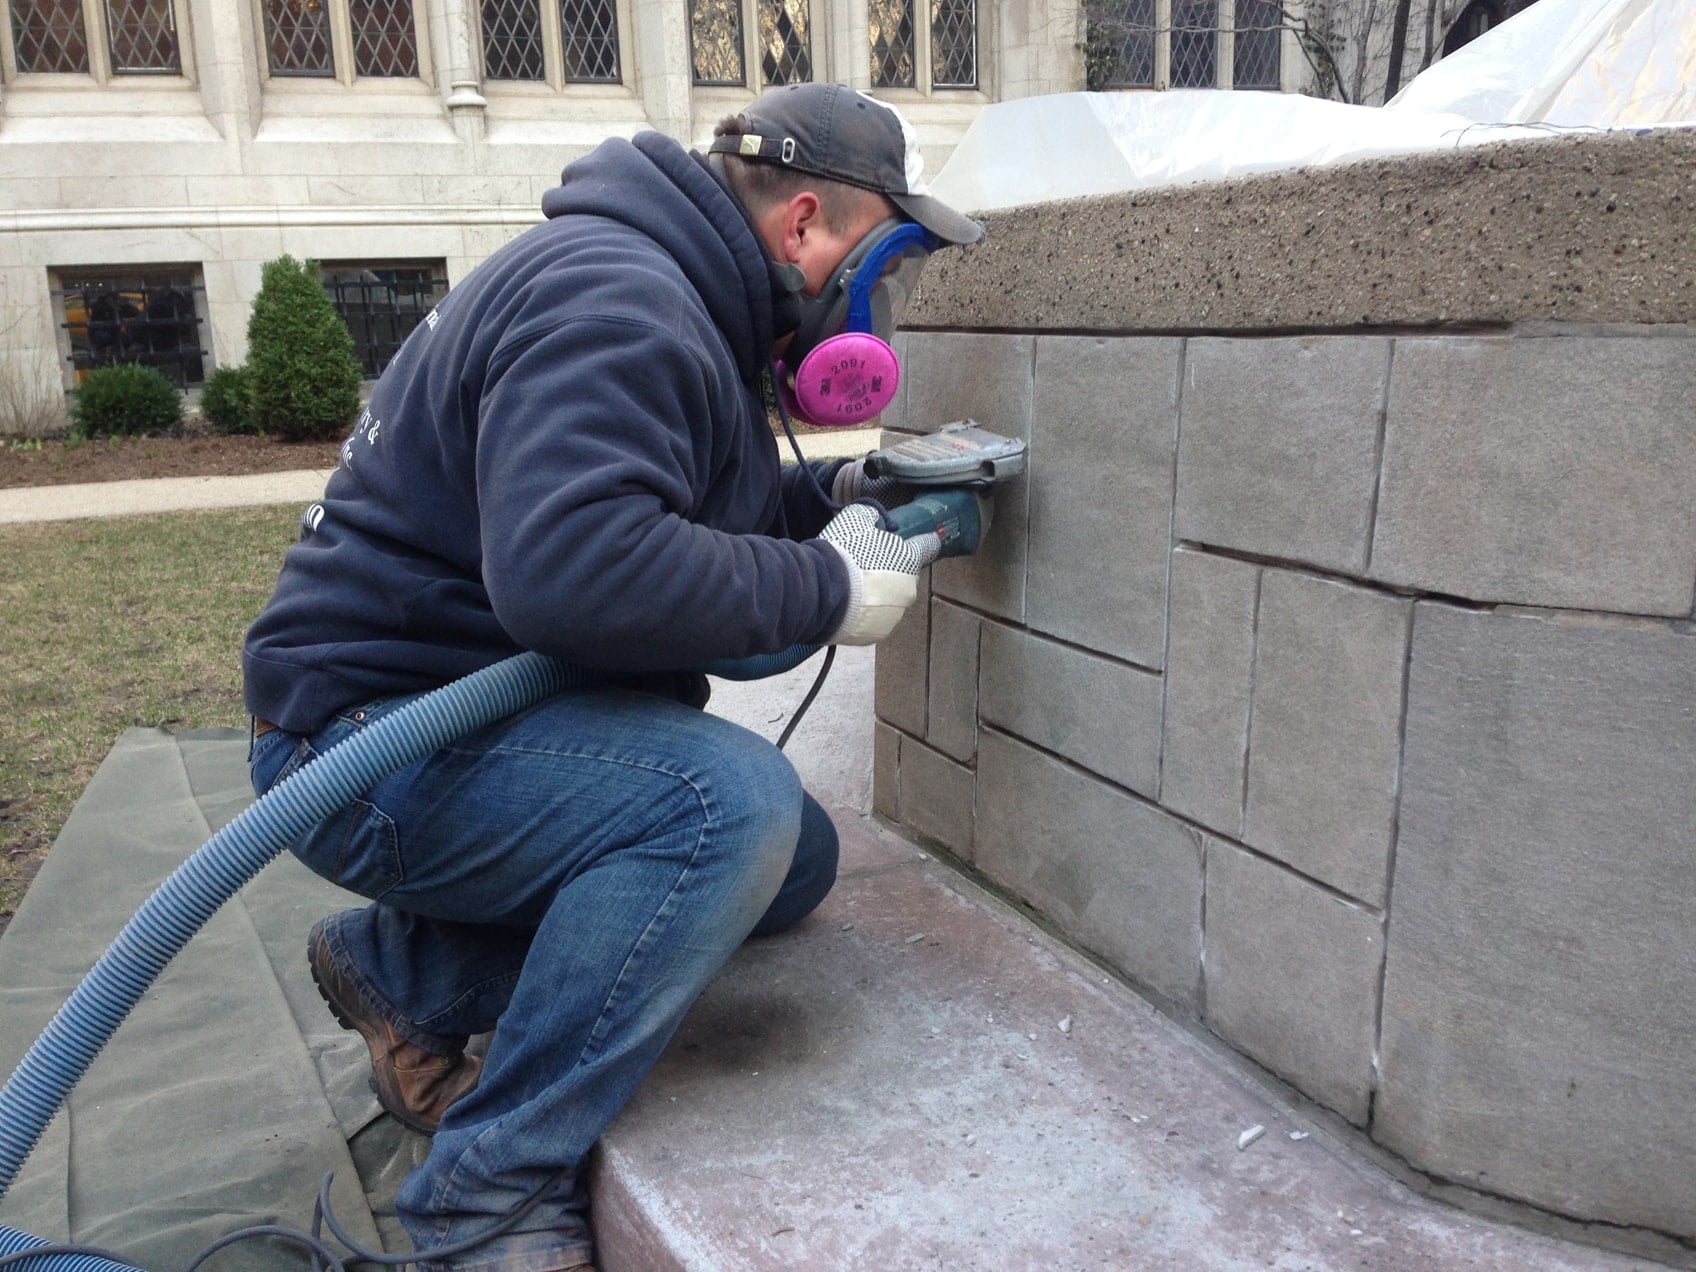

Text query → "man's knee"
[691,724,804,883]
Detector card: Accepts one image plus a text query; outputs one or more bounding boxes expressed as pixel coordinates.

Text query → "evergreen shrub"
[247,255,362,442]
[69,363,182,439]
[200,365,257,435]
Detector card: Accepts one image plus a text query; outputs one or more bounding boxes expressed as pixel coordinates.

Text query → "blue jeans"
[249,686,838,1270]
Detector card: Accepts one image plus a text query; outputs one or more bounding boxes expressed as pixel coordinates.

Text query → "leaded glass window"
[690,0,744,85]
[482,0,543,79]
[1086,0,1153,89]
[265,0,333,76]
[1232,0,1280,88]
[931,0,974,87]
[869,0,913,88]
[759,0,809,86]
[10,0,89,72]
[561,0,619,81]
[1169,0,1216,87]
[104,0,180,72]
[351,0,417,76]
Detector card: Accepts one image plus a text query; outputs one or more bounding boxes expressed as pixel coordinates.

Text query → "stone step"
[586,807,1659,1271]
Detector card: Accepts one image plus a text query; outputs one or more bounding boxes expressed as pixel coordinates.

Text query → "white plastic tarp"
[1388,0,1696,125]
[929,0,1695,213]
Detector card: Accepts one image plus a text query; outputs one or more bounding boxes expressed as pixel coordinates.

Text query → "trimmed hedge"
[70,363,182,439]
[200,365,257,435]
[247,255,362,442]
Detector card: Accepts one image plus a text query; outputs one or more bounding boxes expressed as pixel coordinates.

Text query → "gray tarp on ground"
[0,655,872,1271]
[0,726,421,1269]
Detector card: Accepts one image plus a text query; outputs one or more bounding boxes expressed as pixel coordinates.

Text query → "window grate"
[55,271,207,387]
[105,0,180,72]
[690,0,744,85]
[869,0,914,88]
[1169,0,1216,87]
[561,0,620,81]
[351,0,418,76]
[758,0,810,86]
[265,0,334,76]
[482,0,543,79]
[930,0,976,87]
[1232,0,1281,88]
[321,263,448,379]
[11,0,90,72]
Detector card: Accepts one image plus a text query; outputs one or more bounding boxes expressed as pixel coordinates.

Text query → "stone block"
[898,738,975,860]
[1376,604,1696,1237]
[1204,839,1383,1126]
[894,331,1034,437]
[1159,548,1259,837]
[975,731,1202,1007]
[1026,335,1180,668]
[979,623,1160,798]
[872,721,899,822]
[1243,570,1410,906]
[926,600,980,763]
[899,333,1035,624]
[1175,337,1389,575]
[1371,335,1696,616]
[873,570,929,738]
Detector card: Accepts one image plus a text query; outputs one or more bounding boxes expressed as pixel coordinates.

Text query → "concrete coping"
[909,128,1696,333]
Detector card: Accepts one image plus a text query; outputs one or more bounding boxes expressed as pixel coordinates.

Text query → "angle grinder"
[863,420,1027,562]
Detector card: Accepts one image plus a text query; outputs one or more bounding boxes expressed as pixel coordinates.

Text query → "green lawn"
[0,505,299,932]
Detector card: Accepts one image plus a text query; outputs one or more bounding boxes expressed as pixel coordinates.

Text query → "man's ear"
[780,191,824,262]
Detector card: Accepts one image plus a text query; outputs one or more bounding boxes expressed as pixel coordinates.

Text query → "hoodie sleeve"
[778,458,851,540]
[475,313,851,671]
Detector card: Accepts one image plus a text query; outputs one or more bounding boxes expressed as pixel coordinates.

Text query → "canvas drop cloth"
[0,654,874,1270]
[0,727,417,1270]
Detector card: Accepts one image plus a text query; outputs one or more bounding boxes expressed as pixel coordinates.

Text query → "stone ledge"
[588,809,1676,1271]
[911,129,1696,333]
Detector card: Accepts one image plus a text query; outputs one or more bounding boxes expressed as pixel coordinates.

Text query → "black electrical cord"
[765,363,863,751]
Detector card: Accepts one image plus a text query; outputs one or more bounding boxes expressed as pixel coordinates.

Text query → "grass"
[0,505,299,933]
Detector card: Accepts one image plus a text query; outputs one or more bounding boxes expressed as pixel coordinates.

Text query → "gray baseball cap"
[707,82,984,246]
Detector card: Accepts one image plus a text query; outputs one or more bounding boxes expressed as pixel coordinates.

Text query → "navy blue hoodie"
[243,133,851,732]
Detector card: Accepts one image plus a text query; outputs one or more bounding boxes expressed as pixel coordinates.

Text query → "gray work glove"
[831,459,916,510]
[818,503,933,645]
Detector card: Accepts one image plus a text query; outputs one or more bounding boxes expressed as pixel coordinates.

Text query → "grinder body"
[864,420,1025,563]
[884,488,990,562]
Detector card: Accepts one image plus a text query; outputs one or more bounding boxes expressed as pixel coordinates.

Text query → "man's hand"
[831,459,916,510]
[818,503,928,645]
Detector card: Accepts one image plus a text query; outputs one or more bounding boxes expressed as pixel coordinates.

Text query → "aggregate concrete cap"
[709,82,985,246]
[911,128,1696,331]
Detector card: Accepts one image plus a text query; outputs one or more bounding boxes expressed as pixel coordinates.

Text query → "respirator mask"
[775,219,938,427]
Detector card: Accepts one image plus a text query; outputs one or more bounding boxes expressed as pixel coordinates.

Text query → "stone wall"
[873,129,1696,1242]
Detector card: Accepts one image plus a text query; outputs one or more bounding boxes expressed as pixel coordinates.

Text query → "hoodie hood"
[541,133,778,382]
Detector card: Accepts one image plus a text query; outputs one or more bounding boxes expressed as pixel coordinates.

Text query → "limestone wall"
[0,0,1082,414]
[873,128,1696,1243]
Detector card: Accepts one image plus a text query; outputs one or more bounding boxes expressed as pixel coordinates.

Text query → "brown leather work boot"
[308,918,483,1135]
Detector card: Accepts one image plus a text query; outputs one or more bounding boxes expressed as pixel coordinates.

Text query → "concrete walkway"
[0,428,878,524]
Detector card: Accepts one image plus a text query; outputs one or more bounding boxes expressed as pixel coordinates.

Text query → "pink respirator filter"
[778,331,902,427]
